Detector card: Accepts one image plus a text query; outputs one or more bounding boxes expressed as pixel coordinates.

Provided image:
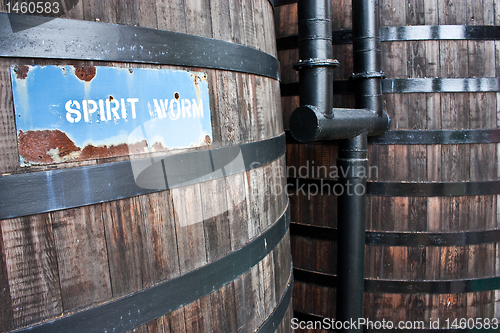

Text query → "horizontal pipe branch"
[288,105,390,142]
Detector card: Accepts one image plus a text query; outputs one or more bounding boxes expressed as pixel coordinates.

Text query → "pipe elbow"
[289,106,390,142]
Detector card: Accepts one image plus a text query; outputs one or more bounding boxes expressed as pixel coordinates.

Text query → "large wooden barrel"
[0,1,292,332]
[276,0,499,330]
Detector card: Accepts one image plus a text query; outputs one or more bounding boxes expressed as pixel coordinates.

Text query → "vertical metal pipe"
[297,0,334,117]
[336,0,382,331]
[336,134,367,333]
[352,0,384,114]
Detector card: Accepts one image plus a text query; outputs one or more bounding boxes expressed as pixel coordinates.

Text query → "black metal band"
[331,25,500,45]
[381,25,500,42]
[291,222,500,247]
[294,267,500,294]
[294,267,336,288]
[12,204,290,333]
[367,180,500,197]
[291,222,337,241]
[271,0,297,6]
[368,129,500,145]
[255,272,293,333]
[329,78,500,94]
[292,311,335,332]
[0,13,279,80]
[282,78,500,96]
[278,25,500,50]
[381,78,500,93]
[286,177,500,197]
[365,277,500,294]
[0,134,285,220]
[286,127,500,145]
[293,311,327,323]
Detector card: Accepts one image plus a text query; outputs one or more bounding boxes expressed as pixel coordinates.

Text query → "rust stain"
[204,135,212,145]
[18,129,81,164]
[193,74,201,93]
[79,140,148,159]
[75,66,96,82]
[192,73,207,92]
[174,92,180,100]
[15,65,30,79]
[151,141,168,152]
[193,73,205,116]
[18,129,164,165]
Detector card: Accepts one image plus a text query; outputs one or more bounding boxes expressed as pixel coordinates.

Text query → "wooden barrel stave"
[0,158,291,332]
[0,1,292,332]
[367,0,498,324]
[276,0,499,329]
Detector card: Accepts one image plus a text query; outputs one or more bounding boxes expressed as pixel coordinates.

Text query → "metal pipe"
[288,105,389,142]
[295,0,338,117]
[289,1,386,330]
[336,134,367,333]
[289,0,389,143]
[352,0,384,114]
[336,1,383,332]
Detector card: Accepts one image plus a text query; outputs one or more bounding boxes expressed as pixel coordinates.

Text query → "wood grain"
[171,184,206,275]
[51,206,111,312]
[0,0,289,332]
[102,198,144,297]
[0,223,13,331]
[0,58,23,174]
[279,0,500,326]
[136,191,181,287]
[201,178,231,262]
[0,214,62,328]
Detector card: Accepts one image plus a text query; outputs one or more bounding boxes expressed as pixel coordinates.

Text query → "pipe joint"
[351,71,386,79]
[337,158,369,179]
[293,58,339,70]
[289,106,391,142]
[298,18,332,42]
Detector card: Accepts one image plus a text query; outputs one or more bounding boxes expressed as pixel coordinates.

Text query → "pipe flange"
[293,58,340,70]
[351,71,386,79]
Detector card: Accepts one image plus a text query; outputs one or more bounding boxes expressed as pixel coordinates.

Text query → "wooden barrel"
[0,1,293,332]
[276,0,499,330]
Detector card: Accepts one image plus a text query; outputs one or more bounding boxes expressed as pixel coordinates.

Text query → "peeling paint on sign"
[10,65,212,166]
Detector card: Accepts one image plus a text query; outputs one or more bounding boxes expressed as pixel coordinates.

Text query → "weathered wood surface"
[276,0,499,329]
[0,0,291,332]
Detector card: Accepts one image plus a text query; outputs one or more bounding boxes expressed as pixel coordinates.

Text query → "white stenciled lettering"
[191,99,203,118]
[82,100,98,122]
[98,99,107,121]
[153,95,204,120]
[106,98,120,120]
[182,99,192,118]
[169,98,181,120]
[67,98,138,123]
[121,98,127,119]
[65,100,82,123]
[153,99,168,119]
[127,98,138,119]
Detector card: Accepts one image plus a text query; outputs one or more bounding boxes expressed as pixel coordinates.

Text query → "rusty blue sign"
[10,65,212,166]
